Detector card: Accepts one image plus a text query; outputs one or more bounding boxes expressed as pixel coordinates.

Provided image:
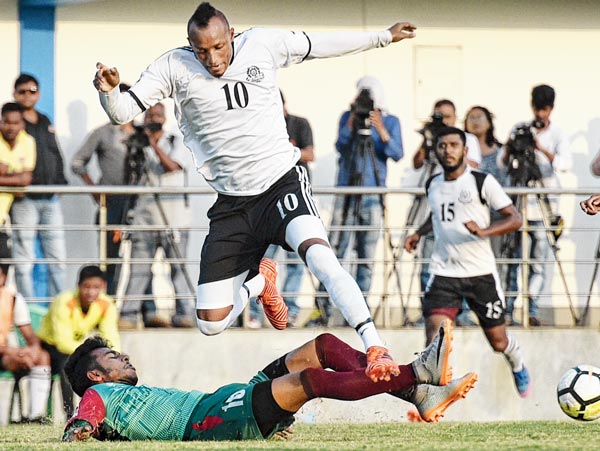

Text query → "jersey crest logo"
[458,189,472,204]
[246,66,264,83]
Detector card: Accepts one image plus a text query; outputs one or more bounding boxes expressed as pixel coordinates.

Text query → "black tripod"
[119,137,196,308]
[500,151,577,325]
[311,125,401,326]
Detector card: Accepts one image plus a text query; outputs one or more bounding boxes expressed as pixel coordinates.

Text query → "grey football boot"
[410,372,478,422]
[412,319,453,386]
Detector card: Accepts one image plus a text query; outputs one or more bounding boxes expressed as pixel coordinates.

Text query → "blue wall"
[19,2,56,122]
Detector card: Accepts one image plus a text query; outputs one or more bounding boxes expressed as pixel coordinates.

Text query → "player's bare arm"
[404,214,433,252]
[387,22,417,42]
[464,204,522,238]
[580,195,600,216]
[93,62,120,93]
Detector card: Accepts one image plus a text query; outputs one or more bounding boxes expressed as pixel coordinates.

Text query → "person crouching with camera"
[118,103,194,330]
[499,84,572,326]
[307,76,403,327]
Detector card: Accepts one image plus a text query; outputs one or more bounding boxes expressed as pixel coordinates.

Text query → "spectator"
[307,76,403,326]
[500,84,572,326]
[71,83,135,295]
[250,90,314,328]
[37,265,120,418]
[118,103,194,329]
[0,103,36,257]
[12,74,68,303]
[0,262,51,422]
[464,105,506,259]
[411,99,482,327]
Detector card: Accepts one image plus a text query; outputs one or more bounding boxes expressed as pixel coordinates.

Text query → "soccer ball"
[556,365,600,421]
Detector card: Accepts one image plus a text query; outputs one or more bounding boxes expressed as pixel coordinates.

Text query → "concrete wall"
[3,0,600,317]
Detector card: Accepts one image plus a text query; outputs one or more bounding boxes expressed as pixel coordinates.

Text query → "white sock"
[244,273,265,298]
[305,244,384,350]
[29,365,51,419]
[503,334,524,372]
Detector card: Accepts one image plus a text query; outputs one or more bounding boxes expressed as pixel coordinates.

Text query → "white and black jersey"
[100,28,392,195]
[426,167,512,278]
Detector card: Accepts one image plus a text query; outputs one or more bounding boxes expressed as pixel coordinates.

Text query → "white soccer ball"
[556,365,600,421]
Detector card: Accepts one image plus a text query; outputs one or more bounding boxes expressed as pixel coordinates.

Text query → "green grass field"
[1,421,598,451]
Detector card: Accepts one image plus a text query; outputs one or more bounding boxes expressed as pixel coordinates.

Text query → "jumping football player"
[93,1,417,382]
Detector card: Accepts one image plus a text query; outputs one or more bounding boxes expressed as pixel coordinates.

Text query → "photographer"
[307,76,403,326]
[500,84,572,326]
[118,103,194,329]
[413,99,482,171]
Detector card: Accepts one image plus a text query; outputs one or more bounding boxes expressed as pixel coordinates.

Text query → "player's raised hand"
[93,62,120,93]
[580,194,600,216]
[388,22,417,42]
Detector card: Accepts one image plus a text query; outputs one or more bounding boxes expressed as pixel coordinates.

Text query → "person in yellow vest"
[0,102,36,257]
[37,265,120,418]
[0,262,51,422]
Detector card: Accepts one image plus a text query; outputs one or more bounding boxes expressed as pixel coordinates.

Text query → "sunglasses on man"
[16,86,38,95]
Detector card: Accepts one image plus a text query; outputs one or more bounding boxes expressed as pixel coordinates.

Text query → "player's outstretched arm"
[580,194,600,216]
[387,22,417,42]
[62,419,95,442]
[93,62,120,93]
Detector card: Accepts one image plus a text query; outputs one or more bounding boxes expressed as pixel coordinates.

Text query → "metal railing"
[1,185,598,328]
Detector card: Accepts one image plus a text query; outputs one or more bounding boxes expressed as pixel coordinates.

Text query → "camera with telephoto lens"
[418,111,446,160]
[124,123,162,184]
[506,119,545,183]
[351,89,374,132]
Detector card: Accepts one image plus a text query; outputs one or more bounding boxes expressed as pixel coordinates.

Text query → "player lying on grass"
[62,321,476,442]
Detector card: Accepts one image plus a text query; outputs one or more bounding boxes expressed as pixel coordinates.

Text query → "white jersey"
[100,28,392,195]
[426,167,512,277]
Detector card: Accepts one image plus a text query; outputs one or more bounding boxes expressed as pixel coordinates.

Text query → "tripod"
[384,154,438,327]
[119,139,196,311]
[500,154,577,325]
[311,125,401,326]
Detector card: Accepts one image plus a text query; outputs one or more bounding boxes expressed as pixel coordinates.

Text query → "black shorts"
[199,166,318,284]
[423,273,506,328]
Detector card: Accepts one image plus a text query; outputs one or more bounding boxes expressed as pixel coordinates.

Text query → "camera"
[418,111,446,160]
[351,89,374,132]
[123,125,155,184]
[506,120,545,183]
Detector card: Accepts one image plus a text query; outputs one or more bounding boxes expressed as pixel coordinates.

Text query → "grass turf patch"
[0,421,598,450]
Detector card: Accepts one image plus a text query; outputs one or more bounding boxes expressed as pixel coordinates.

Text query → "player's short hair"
[187,2,229,33]
[434,99,455,111]
[435,126,466,146]
[14,73,39,90]
[64,336,110,396]
[1,102,23,117]
[78,265,107,285]
[531,84,555,110]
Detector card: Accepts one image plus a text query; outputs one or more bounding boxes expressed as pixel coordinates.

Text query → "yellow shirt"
[37,289,121,355]
[0,130,36,225]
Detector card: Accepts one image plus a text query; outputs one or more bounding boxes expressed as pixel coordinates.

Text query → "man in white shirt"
[404,126,531,398]
[92,1,417,383]
[500,84,572,326]
[411,99,481,326]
